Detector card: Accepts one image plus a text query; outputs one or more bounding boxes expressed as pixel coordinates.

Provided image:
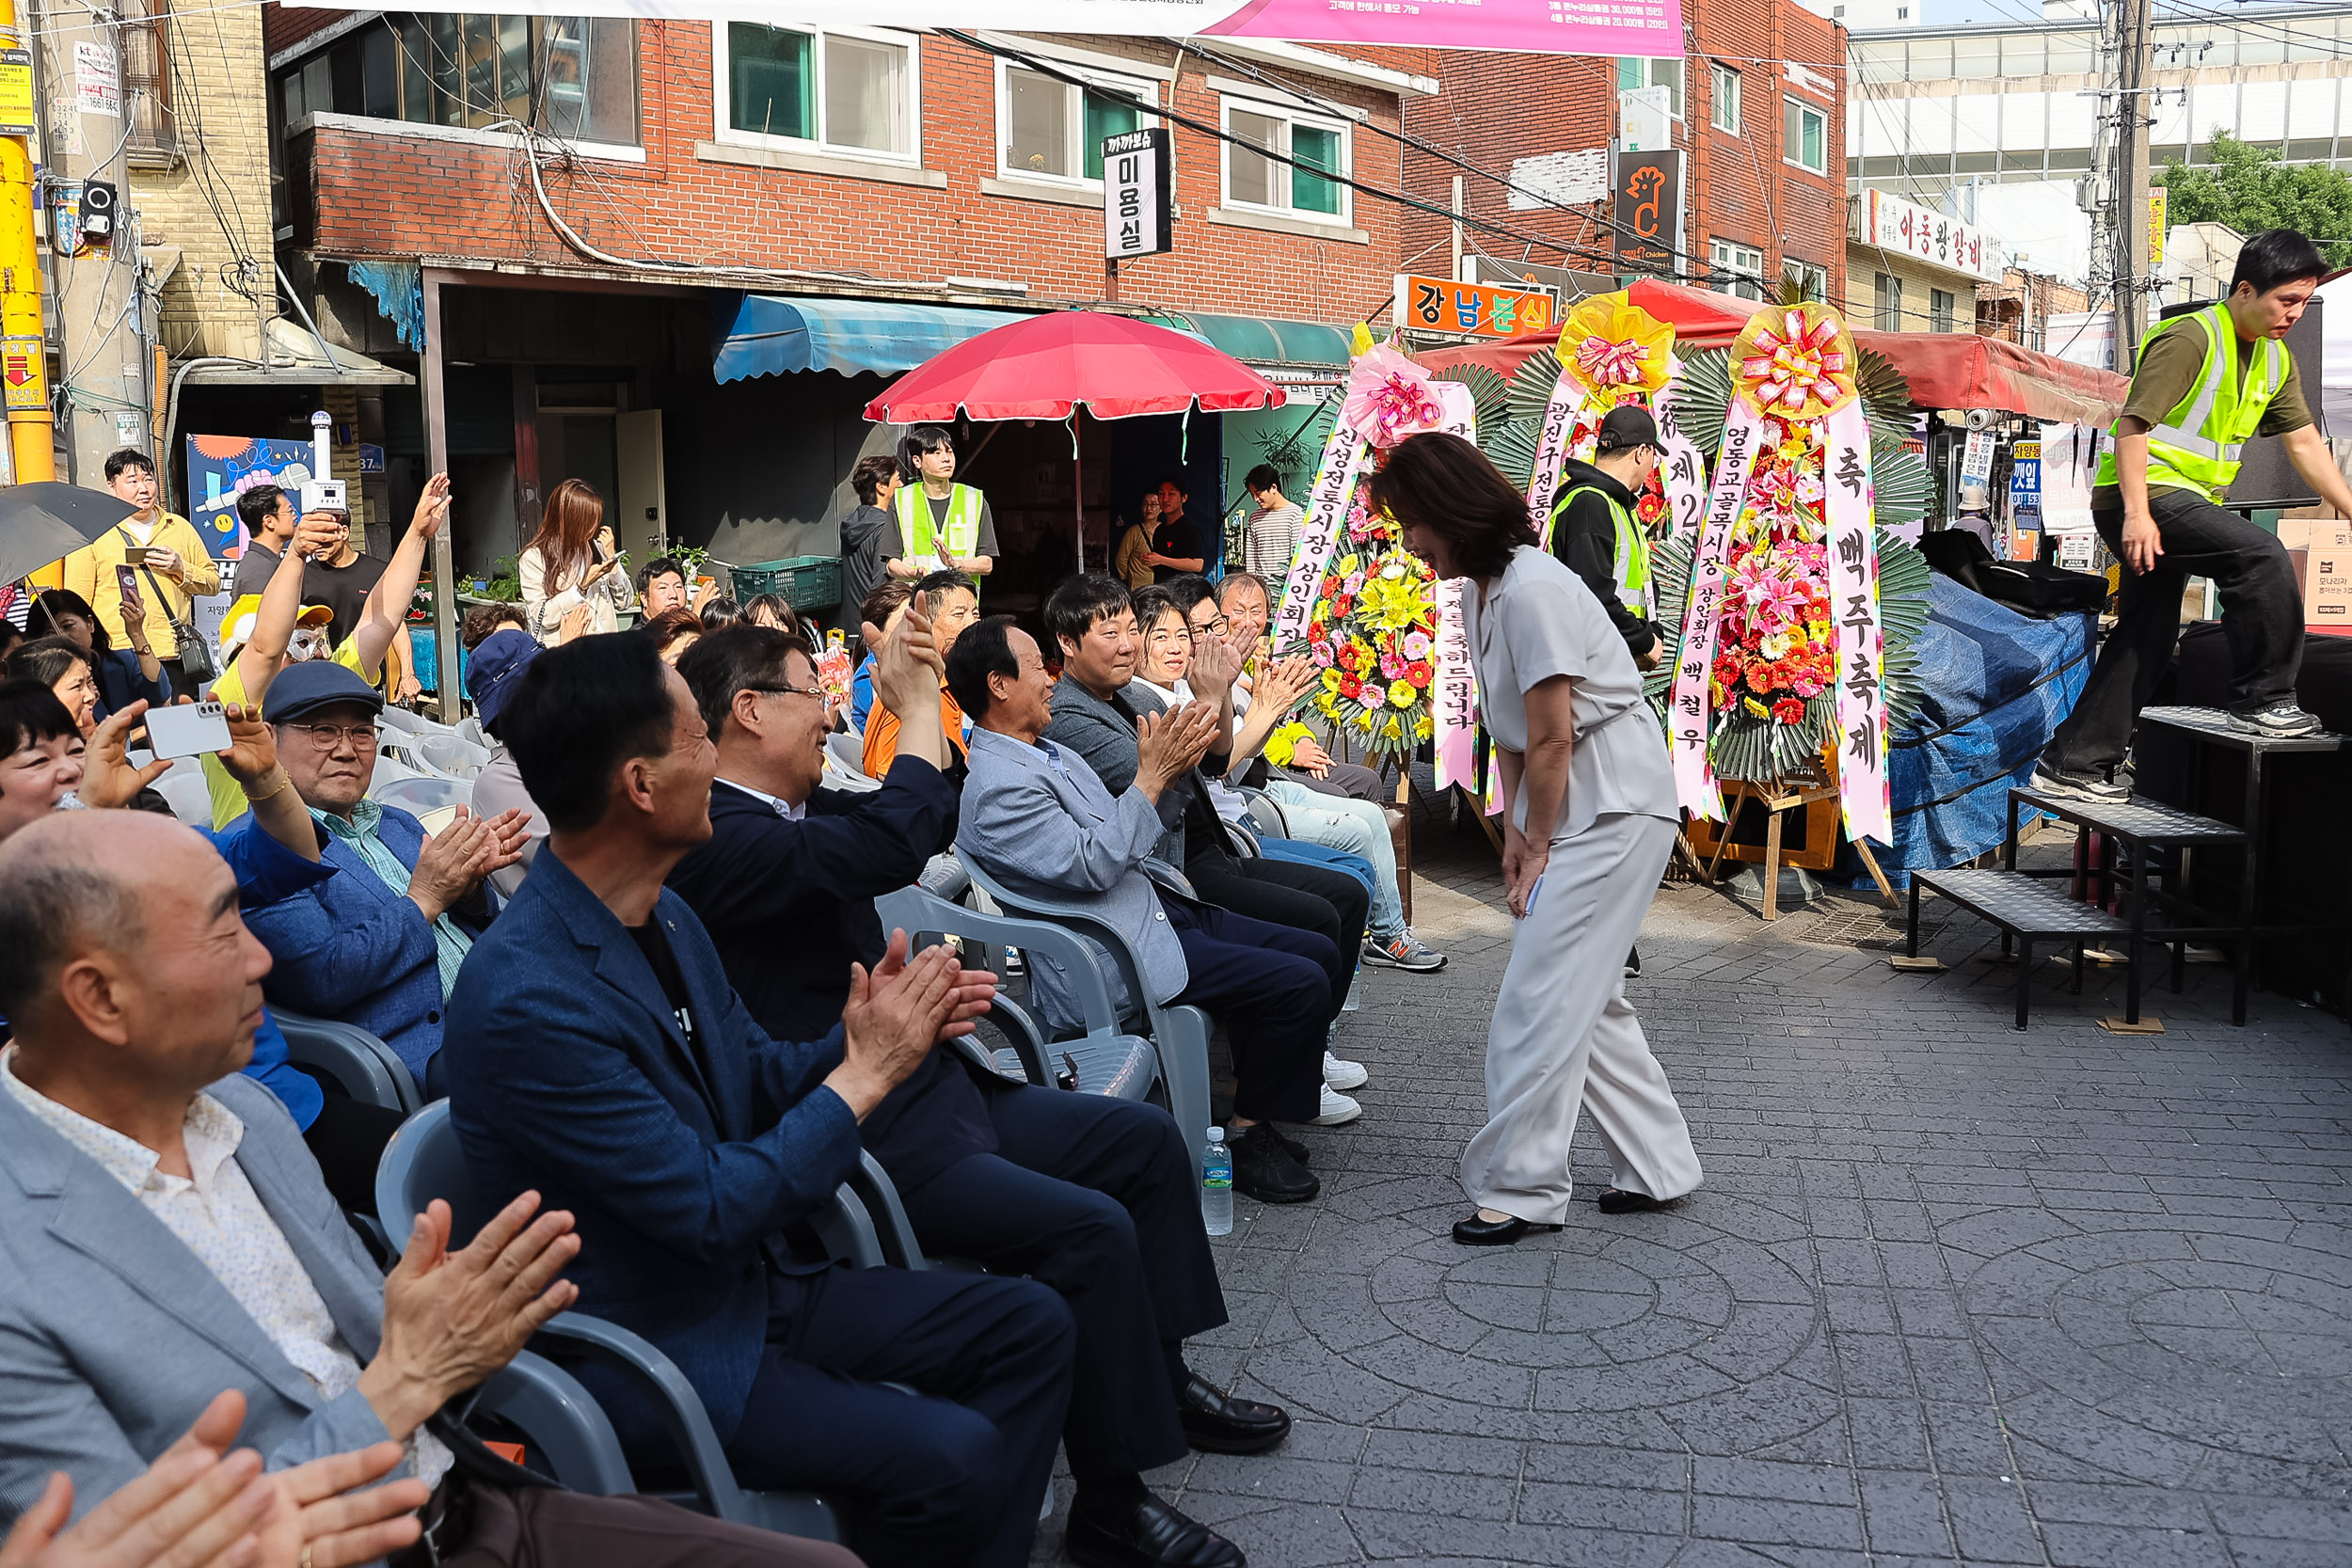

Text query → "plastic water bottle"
[1201,1128,1233,1236]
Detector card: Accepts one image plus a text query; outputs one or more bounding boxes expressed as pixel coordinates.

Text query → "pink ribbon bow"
[1740,309,1851,413]
[1574,335,1648,388]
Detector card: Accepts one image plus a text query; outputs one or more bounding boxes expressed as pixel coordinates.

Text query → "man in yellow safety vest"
[2036,229,2352,803]
[1549,404,1662,672]
[886,424,997,585]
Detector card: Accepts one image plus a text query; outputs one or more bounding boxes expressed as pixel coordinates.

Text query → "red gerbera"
[1338,674,1363,700]
[1772,697,1806,724]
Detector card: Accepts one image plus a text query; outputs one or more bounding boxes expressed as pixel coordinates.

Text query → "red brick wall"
[1371,0,1848,306]
[292,24,1406,321]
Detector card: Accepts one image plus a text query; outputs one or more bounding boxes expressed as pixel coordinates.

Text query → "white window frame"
[1709,62,1740,134]
[1218,94,1353,228]
[1710,238,1766,301]
[1784,95,1828,175]
[1621,57,1684,120]
[1784,259,1828,301]
[993,56,1160,190]
[712,23,922,166]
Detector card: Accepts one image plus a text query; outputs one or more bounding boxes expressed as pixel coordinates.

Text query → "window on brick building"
[1221,98,1349,223]
[1616,57,1683,119]
[119,0,175,162]
[1875,272,1905,331]
[1784,97,1827,174]
[1708,63,1740,135]
[719,24,915,159]
[278,15,639,149]
[997,60,1158,184]
[1930,287,1957,333]
[1784,261,1829,302]
[1709,239,1767,301]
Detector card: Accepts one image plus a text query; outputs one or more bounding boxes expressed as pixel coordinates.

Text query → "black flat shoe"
[1231,1124,1319,1203]
[1452,1212,1562,1246]
[1178,1374,1291,1454]
[1597,1188,1668,1214]
[1066,1493,1246,1568]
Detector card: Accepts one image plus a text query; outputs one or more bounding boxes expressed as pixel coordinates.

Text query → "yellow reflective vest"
[2093,300,2289,504]
[894,483,984,562]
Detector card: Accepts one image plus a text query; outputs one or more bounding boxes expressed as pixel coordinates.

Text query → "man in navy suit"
[668,614,1283,1568]
[240,661,530,1088]
[442,633,1074,1568]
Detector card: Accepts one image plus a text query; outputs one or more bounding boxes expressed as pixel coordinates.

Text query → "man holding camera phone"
[299,485,422,705]
[61,449,220,697]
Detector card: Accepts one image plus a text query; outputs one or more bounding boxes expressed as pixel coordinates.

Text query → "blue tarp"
[1880,577,2096,879]
[711,293,1023,382]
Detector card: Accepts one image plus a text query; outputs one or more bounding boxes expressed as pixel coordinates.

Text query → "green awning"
[1144,310,1352,372]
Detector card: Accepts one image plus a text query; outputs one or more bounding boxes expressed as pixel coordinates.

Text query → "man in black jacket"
[664,615,1282,1568]
[1550,404,1665,670]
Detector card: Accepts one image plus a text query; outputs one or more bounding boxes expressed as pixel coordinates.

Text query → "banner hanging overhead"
[303,0,1681,56]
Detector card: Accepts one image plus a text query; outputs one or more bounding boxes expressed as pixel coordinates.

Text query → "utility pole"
[38,0,151,482]
[2114,0,2154,367]
[0,0,49,485]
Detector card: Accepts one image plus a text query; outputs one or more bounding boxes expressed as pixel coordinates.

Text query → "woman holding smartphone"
[1366,433,1700,1248]
[518,478,634,644]
[31,585,170,718]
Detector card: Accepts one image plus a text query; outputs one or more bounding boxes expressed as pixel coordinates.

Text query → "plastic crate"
[725,555,841,610]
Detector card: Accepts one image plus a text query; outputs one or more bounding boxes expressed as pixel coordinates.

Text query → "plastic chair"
[414,732,491,780]
[372,774,472,819]
[951,863,1214,1165]
[377,705,431,736]
[153,770,214,827]
[373,1101,855,1543]
[371,752,427,793]
[276,1009,421,1116]
[820,732,881,795]
[455,716,487,748]
[1237,786,1289,843]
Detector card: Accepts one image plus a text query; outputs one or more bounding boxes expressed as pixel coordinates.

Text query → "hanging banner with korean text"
[1103,128,1172,261]
[1432,575,1477,791]
[1665,403,1765,821]
[1655,378,1708,543]
[1824,399,1888,845]
[1272,419,1368,656]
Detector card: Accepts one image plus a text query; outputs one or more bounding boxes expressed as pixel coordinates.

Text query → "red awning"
[1416,278,2127,428]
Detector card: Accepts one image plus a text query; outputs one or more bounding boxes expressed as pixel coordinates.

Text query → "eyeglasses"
[743,680,828,703]
[283,721,379,749]
[1189,614,1229,639]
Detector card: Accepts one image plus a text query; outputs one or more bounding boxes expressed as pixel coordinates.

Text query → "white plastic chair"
[373,774,472,821]
[820,731,882,795]
[455,716,487,748]
[413,732,491,780]
[378,705,431,736]
[370,752,427,793]
[152,770,214,827]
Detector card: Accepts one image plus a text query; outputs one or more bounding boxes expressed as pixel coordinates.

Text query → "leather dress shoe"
[1231,1124,1318,1203]
[1065,1493,1246,1568]
[1178,1374,1292,1454]
[1452,1212,1562,1246]
[1597,1188,1668,1214]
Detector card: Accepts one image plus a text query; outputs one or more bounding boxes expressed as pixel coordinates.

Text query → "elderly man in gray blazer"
[947,616,1336,1205]
[0,809,854,1568]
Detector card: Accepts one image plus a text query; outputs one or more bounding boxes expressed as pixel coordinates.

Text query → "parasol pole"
[1071,409,1084,574]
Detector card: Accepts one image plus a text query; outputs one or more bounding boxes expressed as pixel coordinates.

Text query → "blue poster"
[2008,439,2042,528]
[184,436,322,562]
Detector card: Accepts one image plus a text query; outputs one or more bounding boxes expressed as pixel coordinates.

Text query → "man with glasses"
[240,662,530,1090]
[1549,405,1665,671]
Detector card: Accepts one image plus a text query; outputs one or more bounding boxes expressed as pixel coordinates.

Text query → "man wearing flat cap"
[236,661,532,1092]
[1549,404,1665,670]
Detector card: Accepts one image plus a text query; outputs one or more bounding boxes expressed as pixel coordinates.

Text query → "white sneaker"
[1323,1049,1368,1091]
[1313,1085,1362,1125]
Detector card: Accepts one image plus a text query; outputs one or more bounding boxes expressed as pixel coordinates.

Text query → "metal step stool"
[1906,868,2133,1030]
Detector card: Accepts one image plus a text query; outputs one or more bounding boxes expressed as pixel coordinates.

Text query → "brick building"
[261,9,1436,596]
[1373,0,1847,312]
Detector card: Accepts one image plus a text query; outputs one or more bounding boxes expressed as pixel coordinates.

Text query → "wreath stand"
[1694,755,1899,921]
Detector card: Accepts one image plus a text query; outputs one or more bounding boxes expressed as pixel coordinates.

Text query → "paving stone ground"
[1034,814,2352,1567]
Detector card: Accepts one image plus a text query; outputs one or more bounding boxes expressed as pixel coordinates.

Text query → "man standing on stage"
[2037,229,2349,801]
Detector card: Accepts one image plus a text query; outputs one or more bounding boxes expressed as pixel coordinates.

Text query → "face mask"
[55,791,86,811]
[289,629,328,661]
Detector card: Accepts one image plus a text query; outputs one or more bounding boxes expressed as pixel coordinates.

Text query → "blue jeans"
[1264,780,1405,941]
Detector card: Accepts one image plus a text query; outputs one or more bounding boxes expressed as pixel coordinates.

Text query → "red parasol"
[863,310,1283,423]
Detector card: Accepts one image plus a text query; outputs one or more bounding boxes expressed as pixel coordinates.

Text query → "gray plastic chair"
[373,1101,855,1543]
[950,863,1214,1168]
[276,1009,422,1116]
[1236,785,1289,843]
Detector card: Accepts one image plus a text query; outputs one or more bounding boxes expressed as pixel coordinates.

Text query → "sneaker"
[2227,701,2324,739]
[1312,1085,1362,1125]
[1231,1124,1319,1203]
[2030,765,2130,804]
[1362,929,1447,972]
[1624,945,1641,979]
[1323,1049,1368,1091]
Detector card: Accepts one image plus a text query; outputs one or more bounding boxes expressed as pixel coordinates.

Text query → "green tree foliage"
[2157,133,2352,268]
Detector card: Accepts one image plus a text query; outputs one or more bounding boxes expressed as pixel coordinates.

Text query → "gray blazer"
[1042,674,1198,866]
[0,1072,398,1523]
[957,725,1189,1030]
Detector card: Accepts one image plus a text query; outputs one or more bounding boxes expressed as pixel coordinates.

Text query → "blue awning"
[712,293,1027,382]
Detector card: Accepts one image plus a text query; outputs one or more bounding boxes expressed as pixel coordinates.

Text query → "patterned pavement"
[1033,814,2352,1567]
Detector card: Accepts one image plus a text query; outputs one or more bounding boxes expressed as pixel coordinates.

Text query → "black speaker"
[79,180,115,245]
[2156,295,2327,510]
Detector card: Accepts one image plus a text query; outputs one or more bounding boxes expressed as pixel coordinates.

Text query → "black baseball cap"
[262,660,384,725]
[1597,406,1661,451]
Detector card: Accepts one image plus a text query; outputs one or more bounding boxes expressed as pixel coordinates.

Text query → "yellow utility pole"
[0,0,50,487]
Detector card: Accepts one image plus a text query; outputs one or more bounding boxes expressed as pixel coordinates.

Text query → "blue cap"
[466,628,540,732]
[261,659,384,725]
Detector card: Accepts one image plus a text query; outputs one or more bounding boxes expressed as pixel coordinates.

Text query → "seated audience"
[463,628,550,901]
[1041,576,1367,1122]
[443,633,1076,1568]
[638,555,715,620]
[699,594,744,631]
[1169,577,1443,974]
[30,586,169,719]
[239,663,529,1091]
[644,607,703,665]
[1214,572,1385,804]
[669,616,1275,1568]
[461,601,529,650]
[850,580,917,736]
[743,593,800,635]
[861,570,977,778]
[0,810,856,1568]
[954,617,1337,1203]
[7,637,112,743]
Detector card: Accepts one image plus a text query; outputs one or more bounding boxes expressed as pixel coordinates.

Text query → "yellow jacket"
[61,512,222,658]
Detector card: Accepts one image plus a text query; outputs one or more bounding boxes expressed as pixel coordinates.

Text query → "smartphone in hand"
[115,562,139,598]
[144,701,233,761]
